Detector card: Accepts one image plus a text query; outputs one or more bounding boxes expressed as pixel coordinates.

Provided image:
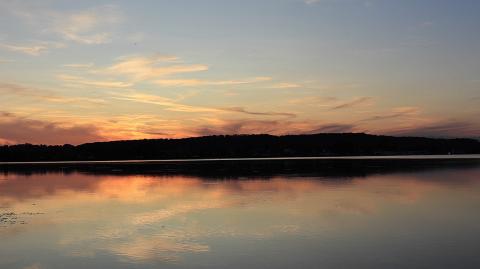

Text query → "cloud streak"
[330,97,373,110]
[103,56,208,81]
[191,119,357,136]
[113,91,295,117]
[221,107,296,117]
[0,43,48,56]
[360,107,420,122]
[153,77,272,87]
[58,74,133,89]
[91,55,275,89]
[386,120,480,138]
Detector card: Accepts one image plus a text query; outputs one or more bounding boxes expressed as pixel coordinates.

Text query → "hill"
[1,133,479,162]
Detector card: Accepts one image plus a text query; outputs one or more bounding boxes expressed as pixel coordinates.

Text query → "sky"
[0,0,479,145]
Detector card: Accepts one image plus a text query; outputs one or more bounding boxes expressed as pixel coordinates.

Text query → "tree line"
[1,133,479,162]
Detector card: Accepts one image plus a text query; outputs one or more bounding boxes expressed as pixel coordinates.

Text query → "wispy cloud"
[113,91,295,117]
[0,40,65,56]
[386,120,480,138]
[221,107,296,117]
[58,74,132,89]
[0,82,45,95]
[0,43,48,56]
[330,96,373,110]
[153,77,272,87]
[94,55,275,88]
[305,123,356,133]
[192,119,357,136]
[288,96,337,105]
[288,96,373,110]
[103,55,208,81]
[361,106,420,122]
[113,92,218,113]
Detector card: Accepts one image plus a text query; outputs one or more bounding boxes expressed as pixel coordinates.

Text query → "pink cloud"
[0,112,104,145]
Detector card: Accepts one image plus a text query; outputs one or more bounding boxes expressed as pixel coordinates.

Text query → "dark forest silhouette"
[2,158,480,181]
[1,133,479,162]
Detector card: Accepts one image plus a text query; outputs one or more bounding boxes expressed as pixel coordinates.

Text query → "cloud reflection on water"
[0,166,479,266]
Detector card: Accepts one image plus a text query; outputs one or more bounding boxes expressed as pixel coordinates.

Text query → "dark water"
[1,158,480,269]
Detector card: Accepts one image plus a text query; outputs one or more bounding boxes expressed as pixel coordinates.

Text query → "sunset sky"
[1,0,479,144]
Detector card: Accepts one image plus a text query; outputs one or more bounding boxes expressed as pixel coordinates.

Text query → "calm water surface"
[1,159,480,269]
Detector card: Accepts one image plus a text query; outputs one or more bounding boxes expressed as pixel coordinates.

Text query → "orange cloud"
[0,112,104,144]
[58,74,133,88]
[104,56,208,81]
[153,77,272,87]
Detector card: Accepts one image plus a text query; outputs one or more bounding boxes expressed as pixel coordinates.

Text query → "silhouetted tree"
[0,133,479,162]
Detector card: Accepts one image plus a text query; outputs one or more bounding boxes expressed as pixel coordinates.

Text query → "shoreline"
[1,154,480,165]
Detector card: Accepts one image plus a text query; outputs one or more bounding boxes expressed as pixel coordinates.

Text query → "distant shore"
[1,133,480,162]
[1,155,480,180]
[2,154,480,165]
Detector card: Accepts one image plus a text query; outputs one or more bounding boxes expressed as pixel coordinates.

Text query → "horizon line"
[2,132,480,147]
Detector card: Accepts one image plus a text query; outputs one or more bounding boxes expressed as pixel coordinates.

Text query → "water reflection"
[1,160,480,268]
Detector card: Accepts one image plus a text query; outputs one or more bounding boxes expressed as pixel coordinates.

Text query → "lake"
[1,157,480,269]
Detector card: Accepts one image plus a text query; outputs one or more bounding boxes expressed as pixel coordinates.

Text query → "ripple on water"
[0,211,44,227]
